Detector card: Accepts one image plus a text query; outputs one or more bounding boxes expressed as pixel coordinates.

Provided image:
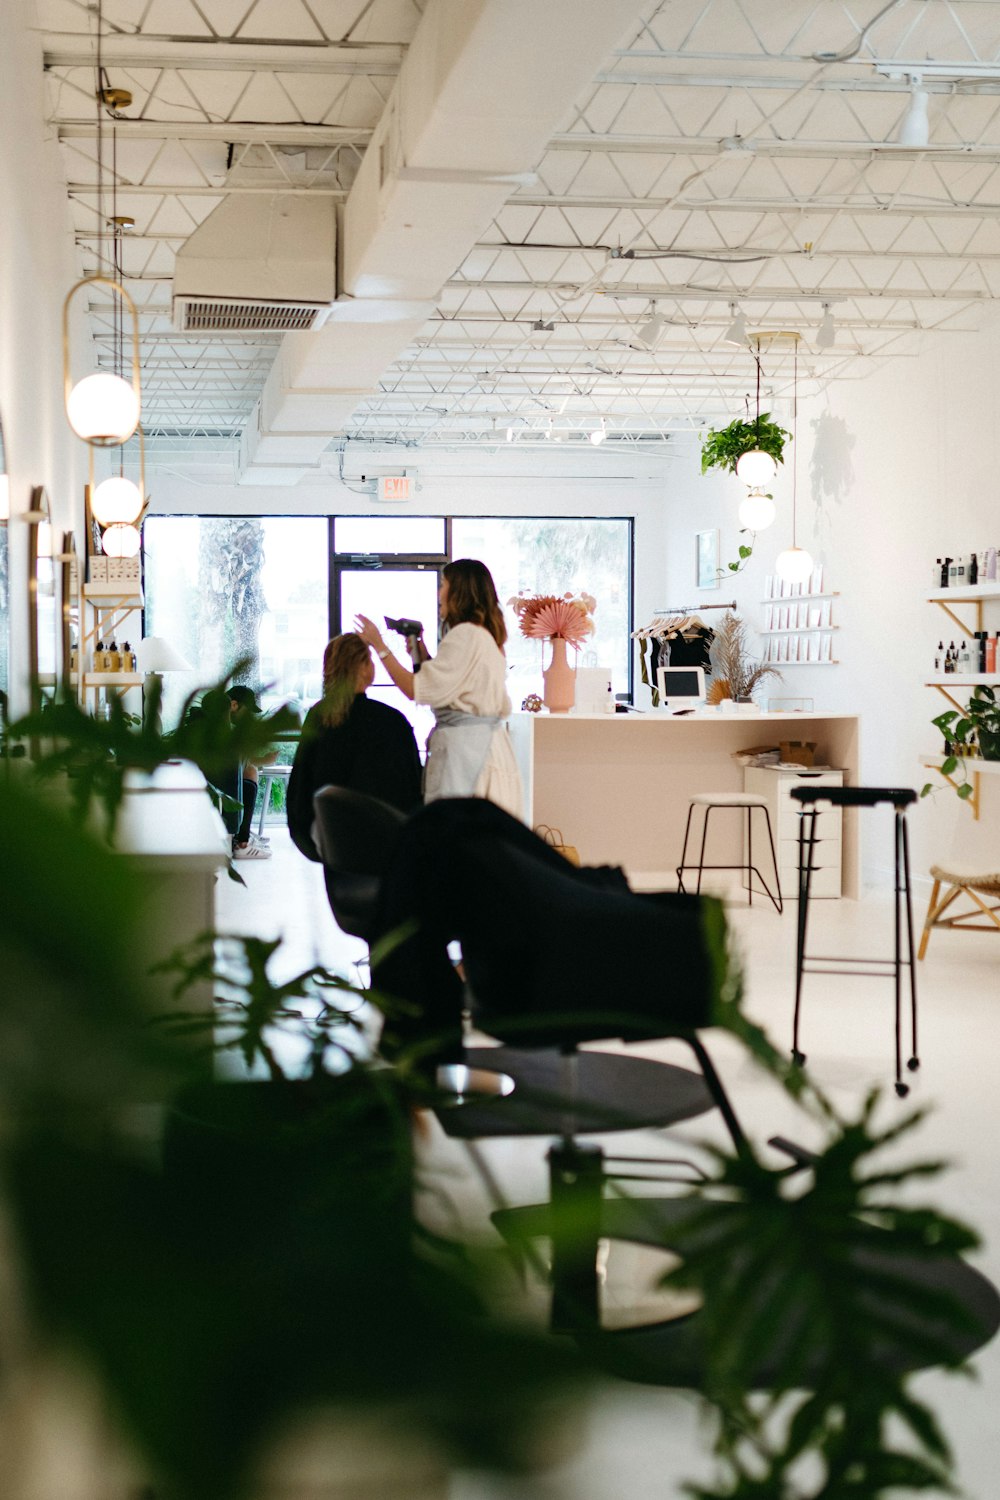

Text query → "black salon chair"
[371,798,739,1147]
[311,785,408,943]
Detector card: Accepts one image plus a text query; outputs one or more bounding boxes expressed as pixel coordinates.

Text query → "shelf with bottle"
[83,672,143,688]
[925,673,997,687]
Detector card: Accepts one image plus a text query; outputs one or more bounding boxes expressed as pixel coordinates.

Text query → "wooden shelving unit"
[80,582,143,711]
[923,585,1000,815]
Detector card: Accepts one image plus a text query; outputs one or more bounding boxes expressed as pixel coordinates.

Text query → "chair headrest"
[312,786,408,876]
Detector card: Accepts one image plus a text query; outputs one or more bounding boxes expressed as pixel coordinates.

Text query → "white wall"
[0,1,89,711]
[660,334,1000,887]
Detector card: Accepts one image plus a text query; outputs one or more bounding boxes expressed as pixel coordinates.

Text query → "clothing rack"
[654,600,736,614]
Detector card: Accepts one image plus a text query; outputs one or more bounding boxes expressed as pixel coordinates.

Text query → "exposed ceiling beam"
[445,278,994,303]
[546,133,1000,162]
[42,36,404,75]
[510,194,1000,218]
[472,241,1000,265]
[56,121,372,146]
[67,182,346,197]
[590,71,1000,94]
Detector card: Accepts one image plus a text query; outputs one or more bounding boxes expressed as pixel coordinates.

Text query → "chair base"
[918,876,1000,959]
[493,1195,1000,1388]
[433,1046,715,1139]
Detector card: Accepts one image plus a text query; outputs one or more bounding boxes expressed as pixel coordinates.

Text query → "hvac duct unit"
[172,196,337,333]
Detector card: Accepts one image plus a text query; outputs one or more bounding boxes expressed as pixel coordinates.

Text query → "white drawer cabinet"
[743,766,845,900]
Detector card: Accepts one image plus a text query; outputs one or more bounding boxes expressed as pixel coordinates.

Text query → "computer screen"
[656,665,707,707]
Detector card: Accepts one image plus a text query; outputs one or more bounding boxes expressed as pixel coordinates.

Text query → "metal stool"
[791,786,918,1097]
[676,792,783,914]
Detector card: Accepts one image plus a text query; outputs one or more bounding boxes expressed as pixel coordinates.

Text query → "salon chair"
[311,785,408,943]
[369,798,741,1141]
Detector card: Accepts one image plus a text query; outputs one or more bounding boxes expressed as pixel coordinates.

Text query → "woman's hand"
[354,614,386,653]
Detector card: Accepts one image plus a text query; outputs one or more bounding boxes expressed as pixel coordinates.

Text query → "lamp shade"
[735,448,778,486]
[91,475,143,526]
[135,635,193,672]
[739,490,776,530]
[66,373,140,445]
[775,546,814,585]
[101,522,141,558]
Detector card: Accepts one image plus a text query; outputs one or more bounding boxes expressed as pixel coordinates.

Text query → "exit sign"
[377,474,411,503]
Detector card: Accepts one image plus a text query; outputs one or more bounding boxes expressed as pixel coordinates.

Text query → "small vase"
[543,637,576,713]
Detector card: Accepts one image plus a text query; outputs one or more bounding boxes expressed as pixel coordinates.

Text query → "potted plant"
[923,683,1000,801]
[707,611,782,704]
[700,413,790,477]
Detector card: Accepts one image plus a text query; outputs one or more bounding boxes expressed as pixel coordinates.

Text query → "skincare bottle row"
[932,551,999,588]
[92,640,136,673]
[935,636,999,674]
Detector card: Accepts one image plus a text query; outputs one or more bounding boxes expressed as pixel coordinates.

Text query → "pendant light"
[739,488,776,530]
[735,342,778,485]
[62,13,142,448]
[775,336,814,585]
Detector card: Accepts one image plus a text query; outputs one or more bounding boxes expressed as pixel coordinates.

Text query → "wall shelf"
[762,626,839,636]
[760,591,840,604]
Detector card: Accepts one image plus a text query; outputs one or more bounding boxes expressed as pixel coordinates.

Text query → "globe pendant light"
[92,474,143,525]
[101,522,141,559]
[735,340,778,484]
[62,17,142,448]
[774,336,814,585]
[739,488,776,530]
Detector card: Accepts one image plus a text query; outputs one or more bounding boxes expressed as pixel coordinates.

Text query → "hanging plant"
[700,413,791,475]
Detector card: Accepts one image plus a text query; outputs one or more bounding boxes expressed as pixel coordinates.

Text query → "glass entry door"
[336,563,441,748]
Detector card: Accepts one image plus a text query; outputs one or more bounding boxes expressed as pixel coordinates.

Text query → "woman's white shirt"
[414,623,522,817]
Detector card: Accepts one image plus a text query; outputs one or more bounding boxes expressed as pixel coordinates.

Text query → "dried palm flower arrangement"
[707,611,783,704]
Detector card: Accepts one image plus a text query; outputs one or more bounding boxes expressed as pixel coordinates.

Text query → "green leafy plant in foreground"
[9,662,299,835]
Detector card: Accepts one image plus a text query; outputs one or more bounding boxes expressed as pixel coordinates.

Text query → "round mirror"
[26,486,56,716]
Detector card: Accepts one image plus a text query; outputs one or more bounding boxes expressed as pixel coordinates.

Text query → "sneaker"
[232,841,272,860]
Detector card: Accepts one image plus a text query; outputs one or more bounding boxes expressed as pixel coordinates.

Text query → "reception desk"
[508,711,861,896]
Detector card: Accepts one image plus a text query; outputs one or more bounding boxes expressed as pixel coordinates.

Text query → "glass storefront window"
[451,516,632,708]
[144,516,329,729]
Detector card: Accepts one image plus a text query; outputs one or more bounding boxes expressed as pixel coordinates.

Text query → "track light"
[590,419,607,445]
[724,303,748,346]
[898,76,930,147]
[531,318,555,332]
[816,304,836,350]
[636,303,665,349]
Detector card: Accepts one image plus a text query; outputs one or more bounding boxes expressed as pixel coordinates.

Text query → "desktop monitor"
[656,665,707,710]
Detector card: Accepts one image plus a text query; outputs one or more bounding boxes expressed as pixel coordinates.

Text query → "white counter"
[509,710,861,895]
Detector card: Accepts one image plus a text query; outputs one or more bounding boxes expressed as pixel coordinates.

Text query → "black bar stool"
[676,792,783,914]
[790,786,919,1097]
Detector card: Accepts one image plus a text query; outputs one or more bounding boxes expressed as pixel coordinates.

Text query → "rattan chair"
[918,862,1000,958]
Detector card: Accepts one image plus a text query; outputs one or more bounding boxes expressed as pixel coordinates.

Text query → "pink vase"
[543,636,576,713]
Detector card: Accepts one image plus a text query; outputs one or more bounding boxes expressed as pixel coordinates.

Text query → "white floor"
[221,827,1000,1499]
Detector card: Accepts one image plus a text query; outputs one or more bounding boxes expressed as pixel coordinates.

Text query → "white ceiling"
[39,0,1000,458]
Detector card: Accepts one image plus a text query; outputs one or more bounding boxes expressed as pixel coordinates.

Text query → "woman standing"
[286,632,422,861]
[355,558,523,818]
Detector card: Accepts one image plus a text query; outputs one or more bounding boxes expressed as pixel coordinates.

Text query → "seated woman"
[287,632,422,861]
[355,558,523,818]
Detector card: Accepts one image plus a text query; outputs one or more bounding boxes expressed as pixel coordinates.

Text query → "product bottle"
[107,640,121,672]
[945,641,956,673]
[970,552,979,585]
[604,681,616,714]
[933,558,942,588]
[122,640,135,672]
[985,547,998,582]
[986,634,998,674]
[943,558,954,587]
[93,640,105,672]
[959,640,972,673]
[934,641,943,672]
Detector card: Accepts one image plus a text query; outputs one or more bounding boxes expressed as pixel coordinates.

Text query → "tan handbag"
[535,824,581,866]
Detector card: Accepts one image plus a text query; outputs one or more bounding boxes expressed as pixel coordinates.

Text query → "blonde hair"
[442,558,507,650]
[319,634,370,726]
